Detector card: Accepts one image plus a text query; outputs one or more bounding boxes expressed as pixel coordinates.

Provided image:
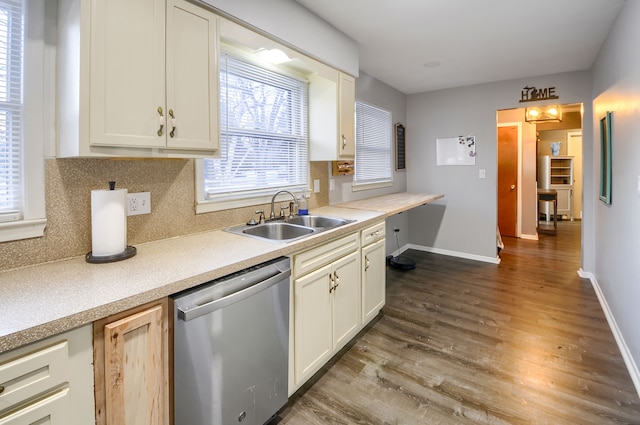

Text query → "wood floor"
[276,221,640,424]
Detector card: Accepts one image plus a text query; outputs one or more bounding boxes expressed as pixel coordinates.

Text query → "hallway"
[277,221,640,424]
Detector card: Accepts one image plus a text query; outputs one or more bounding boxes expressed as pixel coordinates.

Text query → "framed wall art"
[395,123,406,171]
[599,111,612,205]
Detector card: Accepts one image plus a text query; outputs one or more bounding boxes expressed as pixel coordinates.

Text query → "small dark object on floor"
[389,255,416,270]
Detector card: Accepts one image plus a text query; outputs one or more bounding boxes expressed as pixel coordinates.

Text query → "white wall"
[196,0,359,76]
[590,0,640,391]
[329,71,409,254]
[406,72,592,263]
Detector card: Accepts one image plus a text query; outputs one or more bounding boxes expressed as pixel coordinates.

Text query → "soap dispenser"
[298,194,308,215]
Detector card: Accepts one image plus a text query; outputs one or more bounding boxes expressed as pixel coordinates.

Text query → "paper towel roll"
[91,188,127,257]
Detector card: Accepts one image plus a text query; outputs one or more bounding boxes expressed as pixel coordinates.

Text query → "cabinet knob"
[341,135,347,149]
[510,184,515,190]
[364,255,370,271]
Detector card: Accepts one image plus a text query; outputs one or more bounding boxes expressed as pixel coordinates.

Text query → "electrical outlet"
[127,192,151,216]
[313,179,320,193]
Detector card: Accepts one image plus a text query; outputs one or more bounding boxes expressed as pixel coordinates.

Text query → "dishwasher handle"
[177,268,291,322]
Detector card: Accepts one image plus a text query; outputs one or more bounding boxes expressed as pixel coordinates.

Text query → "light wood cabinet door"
[338,72,355,158]
[90,0,166,148]
[94,300,169,425]
[331,251,360,351]
[294,264,333,384]
[362,239,386,323]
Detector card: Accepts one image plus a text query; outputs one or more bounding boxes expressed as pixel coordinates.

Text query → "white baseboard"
[520,233,539,241]
[578,269,640,398]
[407,244,501,264]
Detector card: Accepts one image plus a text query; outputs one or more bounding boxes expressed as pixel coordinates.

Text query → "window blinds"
[354,101,392,185]
[203,53,308,199]
[0,0,23,221]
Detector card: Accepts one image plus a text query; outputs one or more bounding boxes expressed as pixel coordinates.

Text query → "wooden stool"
[537,189,557,235]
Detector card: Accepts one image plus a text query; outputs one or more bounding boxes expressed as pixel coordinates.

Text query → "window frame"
[0,0,46,243]
[352,100,393,191]
[196,47,310,213]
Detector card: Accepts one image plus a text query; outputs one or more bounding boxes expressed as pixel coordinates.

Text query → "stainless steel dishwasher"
[172,257,290,425]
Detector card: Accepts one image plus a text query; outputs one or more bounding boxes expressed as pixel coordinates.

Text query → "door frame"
[497,122,523,237]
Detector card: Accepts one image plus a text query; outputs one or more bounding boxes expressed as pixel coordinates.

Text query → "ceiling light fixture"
[257,48,291,64]
[525,105,562,123]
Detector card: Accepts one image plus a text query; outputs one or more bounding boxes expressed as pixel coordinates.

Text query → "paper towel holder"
[86,181,137,263]
[86,245,137,263]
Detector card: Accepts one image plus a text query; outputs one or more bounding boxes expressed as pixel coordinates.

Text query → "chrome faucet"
[270,190,298,219]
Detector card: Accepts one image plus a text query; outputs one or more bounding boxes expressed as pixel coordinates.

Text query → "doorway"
[497,103,583,243]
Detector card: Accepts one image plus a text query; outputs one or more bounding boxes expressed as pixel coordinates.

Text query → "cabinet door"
[165,0,219,152]
[554,187,573,218]
[332,251,360,351]
[95,301,169,425]
[338,73,355,158]
[294,264,333,384]
[0,388,70,425]
[362,239,386,323]
[90,0,166,148]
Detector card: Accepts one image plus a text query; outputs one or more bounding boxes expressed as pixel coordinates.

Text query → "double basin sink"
[225,215,355,243]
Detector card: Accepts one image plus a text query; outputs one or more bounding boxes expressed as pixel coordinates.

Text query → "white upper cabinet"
[309,70,356,161]
[57,0,219,158]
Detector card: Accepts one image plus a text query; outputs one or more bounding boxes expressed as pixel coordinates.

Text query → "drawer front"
[0,341,69,413]
[361,221,385,246]
[293,232,359,277]
[0,387,70,425]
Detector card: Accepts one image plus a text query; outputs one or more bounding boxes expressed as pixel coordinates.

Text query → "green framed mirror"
[599,111,612,205]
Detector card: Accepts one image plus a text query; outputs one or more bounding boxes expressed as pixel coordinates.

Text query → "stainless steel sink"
[287,215,354,229]
[242,222,314,240]
[225,215,355,243]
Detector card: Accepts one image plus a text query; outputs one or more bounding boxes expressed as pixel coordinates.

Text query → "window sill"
[0,218,47,243]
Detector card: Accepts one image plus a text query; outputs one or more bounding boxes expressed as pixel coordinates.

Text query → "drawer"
[0,387,70,424]
[0,341,69,413]
[293,232,359,277]
[361,221,385,246]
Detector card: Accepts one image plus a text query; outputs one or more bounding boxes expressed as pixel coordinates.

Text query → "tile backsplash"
[0,159,329,271]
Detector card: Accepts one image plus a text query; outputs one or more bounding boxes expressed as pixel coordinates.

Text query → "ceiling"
[296,0,625,95]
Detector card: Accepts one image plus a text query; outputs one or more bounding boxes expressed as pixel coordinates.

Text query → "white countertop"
[0,206,384,353]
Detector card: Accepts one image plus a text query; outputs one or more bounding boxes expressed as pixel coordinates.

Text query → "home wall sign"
[519,86,559,103]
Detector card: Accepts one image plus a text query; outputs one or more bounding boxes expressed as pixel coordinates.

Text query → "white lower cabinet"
[291,233,360,390]
[0,325,95,425]
[361,221,386,323]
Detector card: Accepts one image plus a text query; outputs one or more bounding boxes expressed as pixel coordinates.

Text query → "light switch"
[313,179,320,193]
[479,169,486,179]
[329,179,335,191]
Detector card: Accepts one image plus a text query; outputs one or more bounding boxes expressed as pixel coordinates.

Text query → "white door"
[567,131,583,219]
[362,239,386,323]
[332,251,360,351]
[90,0,166,148]
[165,0,219,152]
[293,264,333,384]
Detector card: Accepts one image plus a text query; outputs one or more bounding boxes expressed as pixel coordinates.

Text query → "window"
[354,101,392,189]
[0,0,22,222]
[199,52,308,211]
[0,0,46,242]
